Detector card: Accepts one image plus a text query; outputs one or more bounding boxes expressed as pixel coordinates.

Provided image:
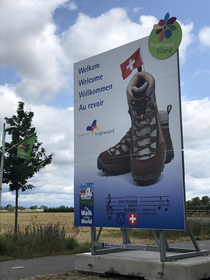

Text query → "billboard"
[74,36,185,230]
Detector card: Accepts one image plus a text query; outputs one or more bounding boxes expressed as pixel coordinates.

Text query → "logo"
[20,142,30,153]
[86,119,99,135]
[148,12,182,60]
[80,187,92,201]
[80,205,93,225]
[117,213,125,225]
[79,183,94,206]
[128,213,137,226]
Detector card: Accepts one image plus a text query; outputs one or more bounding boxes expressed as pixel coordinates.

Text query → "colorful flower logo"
[86,120,99,136]
[20,142,30,153]
[153,13,177,42]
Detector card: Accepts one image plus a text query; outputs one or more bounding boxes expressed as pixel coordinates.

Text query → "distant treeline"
[44,206,74,212]
[186,205,210,211]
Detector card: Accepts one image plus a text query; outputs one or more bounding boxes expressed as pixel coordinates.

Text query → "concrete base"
[75,250,210,280]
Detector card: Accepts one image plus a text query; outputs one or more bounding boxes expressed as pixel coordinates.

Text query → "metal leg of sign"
[186,222,200,251]
[158,222,209,262]
[121,228,131,244]
[91,222,209,260]
[91,227,97,255]
[152,230,160,247]
[96,227,103,242]
[159,230,167,262]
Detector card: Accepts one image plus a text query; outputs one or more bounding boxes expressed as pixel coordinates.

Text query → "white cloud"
[64,1,77,11]
[0,85,21,123]
[62,9,157,62]
[1,0,70,103]
[198,26,210,48]
[1,5,194,103]
[62,9,193,66]
[179,22,194,63]
[0,86,74,207]
[182,97,210,146]
[189,68,200,79]
[182,97,210,200]
[133,7,142,13]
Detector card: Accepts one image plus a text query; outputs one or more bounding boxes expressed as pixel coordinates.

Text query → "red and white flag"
[128,213,137,226]
[120,48,143,80]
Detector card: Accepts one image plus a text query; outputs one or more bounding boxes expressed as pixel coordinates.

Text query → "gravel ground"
[19,271,141,280]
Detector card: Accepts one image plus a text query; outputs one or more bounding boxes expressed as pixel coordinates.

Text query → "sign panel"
[74,36,185,230]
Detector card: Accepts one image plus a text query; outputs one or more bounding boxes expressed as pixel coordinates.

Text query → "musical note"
[165,198,170,211]
[106,194,113,220]
[158,196,163,210]
[139,195,170,212]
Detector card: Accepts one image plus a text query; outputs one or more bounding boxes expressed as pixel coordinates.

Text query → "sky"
[0,0,210,208]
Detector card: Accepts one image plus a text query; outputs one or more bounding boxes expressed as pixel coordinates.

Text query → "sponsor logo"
[86,119,99,135]
[80,187,92,201]
[77,119,114,138]
[78,120,114,138]
[148,12,182,60]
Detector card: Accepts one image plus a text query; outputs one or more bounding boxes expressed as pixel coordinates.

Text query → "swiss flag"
[128,213,137,226]
[120,49,143,80]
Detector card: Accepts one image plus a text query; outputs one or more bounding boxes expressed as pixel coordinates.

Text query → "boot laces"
[129,98,158,160]
[108,130,131,156]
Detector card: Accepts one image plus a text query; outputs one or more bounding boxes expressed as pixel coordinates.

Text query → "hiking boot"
[97,106,174,175]
[127,71,166,185]
[97,130,131,175]
[159,105,174,164]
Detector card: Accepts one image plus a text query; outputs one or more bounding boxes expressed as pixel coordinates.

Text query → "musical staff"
[105,194,170,223]
[139,195,170,211]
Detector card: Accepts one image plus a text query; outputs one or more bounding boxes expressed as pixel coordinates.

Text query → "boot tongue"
[132,81,149,99]
[132,81,149,117]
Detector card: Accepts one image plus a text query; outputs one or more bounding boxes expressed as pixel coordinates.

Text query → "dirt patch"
[19,271,139,280]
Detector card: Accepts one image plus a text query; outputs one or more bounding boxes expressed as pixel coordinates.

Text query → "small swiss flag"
[120,48,143,80]
[128,213,137,226]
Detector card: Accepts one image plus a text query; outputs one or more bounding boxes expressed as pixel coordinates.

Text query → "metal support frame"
[90,221,209,262]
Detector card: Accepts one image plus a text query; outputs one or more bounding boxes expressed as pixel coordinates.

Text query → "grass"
[0,221,92,261]
[0,212,210,261]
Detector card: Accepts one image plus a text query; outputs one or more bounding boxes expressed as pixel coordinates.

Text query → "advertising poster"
[74,35,185,230]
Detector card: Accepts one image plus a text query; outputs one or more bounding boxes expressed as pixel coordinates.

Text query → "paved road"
[169,239,210,250]
[1,240,210,280]
[0,255,75,280]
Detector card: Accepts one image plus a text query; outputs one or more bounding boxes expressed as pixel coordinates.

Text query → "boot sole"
[97,158,130,175]
[132,154,166,186]
[132,172,162,186]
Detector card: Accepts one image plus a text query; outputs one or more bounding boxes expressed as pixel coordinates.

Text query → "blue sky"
[1,0,210,207]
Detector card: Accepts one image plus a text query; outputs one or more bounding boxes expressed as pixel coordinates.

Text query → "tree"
[2,102,53,233]
[201,196,210,206]
[18,206,25,210]
[30,205,38,210]
[40,205,48,210]
[191,197,201,207]
[6,204,14,212]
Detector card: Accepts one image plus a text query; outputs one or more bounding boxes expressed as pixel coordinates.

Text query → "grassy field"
[0,212,126,244]
[1,212,210,245]
[0,211,210,264]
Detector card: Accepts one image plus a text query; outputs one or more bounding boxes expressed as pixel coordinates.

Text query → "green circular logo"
[148,13,182,60]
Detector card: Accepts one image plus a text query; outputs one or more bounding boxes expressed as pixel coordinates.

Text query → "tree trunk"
[15,188,19,233]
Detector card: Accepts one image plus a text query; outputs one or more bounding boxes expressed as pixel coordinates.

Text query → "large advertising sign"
[74,36,185,230]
